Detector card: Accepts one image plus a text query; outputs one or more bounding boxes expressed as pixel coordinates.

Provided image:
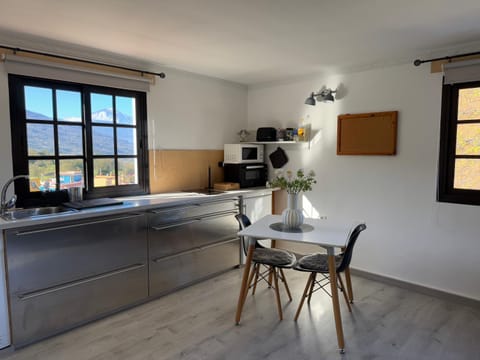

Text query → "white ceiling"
[1,0,480,85]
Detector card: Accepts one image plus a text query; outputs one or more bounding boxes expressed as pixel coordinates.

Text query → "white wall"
[0,68,12,349]
[0,66,14,188]
[147,68,247,150]
[248,64,480,301]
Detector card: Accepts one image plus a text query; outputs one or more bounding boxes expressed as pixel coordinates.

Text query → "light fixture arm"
[313,88,337,98]
[305,87,337,105]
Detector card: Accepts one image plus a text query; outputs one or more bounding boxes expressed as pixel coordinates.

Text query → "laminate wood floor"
[0,269,479,360]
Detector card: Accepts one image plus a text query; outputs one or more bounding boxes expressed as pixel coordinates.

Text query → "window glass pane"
[58,125,83,156]
[24,86,53,120]
[458,88,480,121]
[92,126,114,155]
[57,90,82,122]
[27,123,54,155]
[456,124,480,155]
[91,93,113,123]
[454,159,480,190]
[94,159,116,187]
[59,159,84,190]
[28,159,56,192]
[118,158,138,185]
[116,96,136,125]
[117,128,137,155]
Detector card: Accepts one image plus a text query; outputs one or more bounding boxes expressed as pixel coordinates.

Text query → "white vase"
[282,193,304,229]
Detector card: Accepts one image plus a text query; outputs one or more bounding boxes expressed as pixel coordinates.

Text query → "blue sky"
[25,86,134,121]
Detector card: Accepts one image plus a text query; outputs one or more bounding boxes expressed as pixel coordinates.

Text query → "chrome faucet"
[1,175,29,216]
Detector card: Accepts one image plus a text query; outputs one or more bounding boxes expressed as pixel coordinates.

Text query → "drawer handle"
[17,263,146,301]
[151,211,238,230]
[150,200,239,214]
[150,204,201,214]
[199,210,239,220]
[14,213,144,236]
[151,238,239,262]
[151,218,200,231]
[201,198,239,205]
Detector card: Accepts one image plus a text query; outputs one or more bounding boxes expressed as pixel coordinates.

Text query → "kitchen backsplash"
[149,150,224,193]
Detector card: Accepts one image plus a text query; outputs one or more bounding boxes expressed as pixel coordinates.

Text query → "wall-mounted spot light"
[305,88,337,105]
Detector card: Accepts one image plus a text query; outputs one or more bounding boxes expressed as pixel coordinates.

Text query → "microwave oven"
[224,143,264,164]
[224,163,268,188]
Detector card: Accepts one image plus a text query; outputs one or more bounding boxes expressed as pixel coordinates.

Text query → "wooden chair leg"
[235,244,255,324]
[328,254,345,351]
[307,273,316,304]
[268,240,277,287]
[240,263,257,310]
[294,273,314,321]
[247,263,257,289]
[344,266,354,303]
[272,267,283,320]
[337,273,352,313]
[279,268,292,301]
[252,264,260,295]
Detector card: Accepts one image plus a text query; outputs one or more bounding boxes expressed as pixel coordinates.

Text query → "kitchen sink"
[1,206,78,221]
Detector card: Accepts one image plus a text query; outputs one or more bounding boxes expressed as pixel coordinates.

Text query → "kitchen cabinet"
[240,190,273,261]
[0,233,9,349]
[241,190,272,222]
[148,198,240,296]
[0,190,267,348]
[4,213,148,347]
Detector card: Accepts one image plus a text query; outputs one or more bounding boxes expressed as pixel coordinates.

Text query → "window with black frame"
[438,76,480,205]
[8,75,149,204]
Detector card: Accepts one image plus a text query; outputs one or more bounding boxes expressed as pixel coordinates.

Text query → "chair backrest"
[235,214,254,256]
[235,213,268,256]
[337,223,367,273]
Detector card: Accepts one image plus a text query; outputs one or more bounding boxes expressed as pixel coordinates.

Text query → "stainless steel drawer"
[5,213,148,295]
[148,198,239,226]
[149,210,239,259]
[149,239,239,297]
[10,263,148,347]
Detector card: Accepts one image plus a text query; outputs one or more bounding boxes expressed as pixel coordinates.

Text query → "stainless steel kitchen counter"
[0,187,275,230]
[1,188,275,347]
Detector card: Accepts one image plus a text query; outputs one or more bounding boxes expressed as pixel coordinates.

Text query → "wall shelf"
[238,126,311,148]
[240,140,311,149]
[240,141,306,145]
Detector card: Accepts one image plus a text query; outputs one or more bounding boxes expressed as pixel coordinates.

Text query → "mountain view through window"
[9,75,148,201]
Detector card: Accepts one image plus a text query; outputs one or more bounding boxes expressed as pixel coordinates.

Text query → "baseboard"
[351,268,480,309]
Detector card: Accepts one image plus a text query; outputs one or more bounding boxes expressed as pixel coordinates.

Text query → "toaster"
[256,127,277,141]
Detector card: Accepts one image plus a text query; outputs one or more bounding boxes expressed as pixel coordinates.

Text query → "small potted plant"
[270,169,316,229]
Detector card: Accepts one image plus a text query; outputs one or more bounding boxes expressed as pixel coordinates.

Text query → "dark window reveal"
[438,81,480,205]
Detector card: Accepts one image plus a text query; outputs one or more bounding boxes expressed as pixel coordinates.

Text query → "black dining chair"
[293,223,367,321]
[235,214,296,320]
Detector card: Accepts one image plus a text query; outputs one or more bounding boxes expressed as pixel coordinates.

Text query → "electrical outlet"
[320,215,328,220]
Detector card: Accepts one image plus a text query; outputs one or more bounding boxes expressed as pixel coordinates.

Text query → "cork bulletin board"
[337,111,398,155]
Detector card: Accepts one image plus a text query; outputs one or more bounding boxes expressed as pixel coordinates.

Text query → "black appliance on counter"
[224,163,267,188]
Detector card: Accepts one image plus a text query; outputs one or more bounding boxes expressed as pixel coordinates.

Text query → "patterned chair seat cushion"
[253,248,296,267]
[294,252,344,273]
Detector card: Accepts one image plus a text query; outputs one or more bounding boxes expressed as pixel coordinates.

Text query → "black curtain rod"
[0,44,166,78]
[414,50,480,66]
